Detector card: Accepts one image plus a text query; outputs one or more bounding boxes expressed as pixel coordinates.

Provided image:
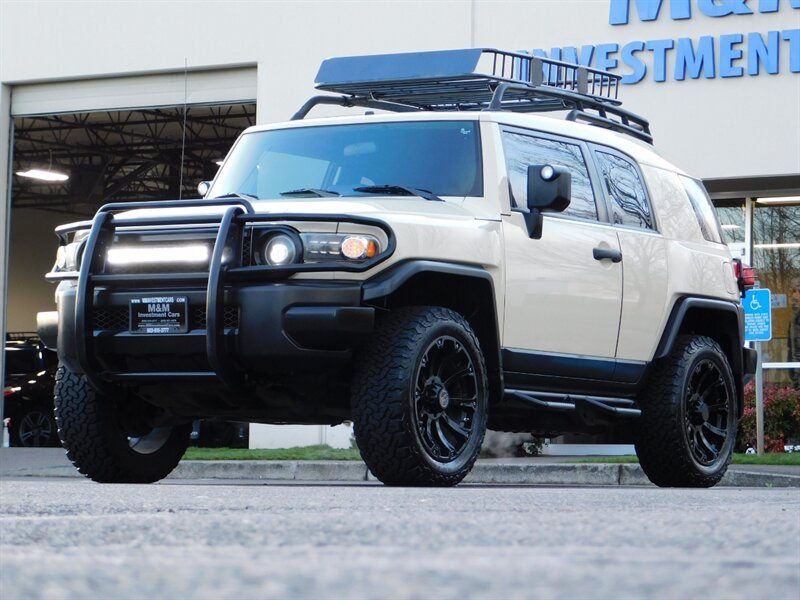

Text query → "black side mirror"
[514,165,572,239]
[527,165,571,212]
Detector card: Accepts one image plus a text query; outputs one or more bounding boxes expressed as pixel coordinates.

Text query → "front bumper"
[46,281,373,381]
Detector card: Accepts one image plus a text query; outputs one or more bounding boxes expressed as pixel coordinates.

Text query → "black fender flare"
[653,296,746,416]
[362,260,503,401]
[362,259,495,302]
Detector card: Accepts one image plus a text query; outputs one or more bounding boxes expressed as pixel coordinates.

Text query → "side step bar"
[504,389,641,418]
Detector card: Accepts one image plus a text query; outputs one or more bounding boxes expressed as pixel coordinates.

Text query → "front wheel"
[54,365,191,483]
[635,335,737,487]
[351,306,489,486]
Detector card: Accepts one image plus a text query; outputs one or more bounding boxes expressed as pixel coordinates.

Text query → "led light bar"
[107,245,210,265]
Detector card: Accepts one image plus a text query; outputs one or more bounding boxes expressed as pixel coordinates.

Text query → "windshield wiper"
[353,185,443,202]
[280,188,340,198]
[212,192,258,201]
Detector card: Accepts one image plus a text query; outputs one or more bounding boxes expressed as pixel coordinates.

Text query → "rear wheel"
[635,335,737,487]
[351,306,488,486]
[54,365,190,483]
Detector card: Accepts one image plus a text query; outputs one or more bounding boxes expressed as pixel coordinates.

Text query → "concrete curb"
[4,456,797,487]
[166,460,800,487]
[170,460,369,482]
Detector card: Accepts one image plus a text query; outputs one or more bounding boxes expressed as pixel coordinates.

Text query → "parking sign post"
[743,289,772,456]
[755,342,764,455]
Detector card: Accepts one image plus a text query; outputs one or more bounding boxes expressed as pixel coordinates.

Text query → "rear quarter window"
[680,176,724,244]
[640,165,706,242]
[594,150,654,230]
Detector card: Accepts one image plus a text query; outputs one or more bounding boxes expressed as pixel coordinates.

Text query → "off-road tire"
[635,335,737,487]
[54,365,191,483]
[351,306,488,486]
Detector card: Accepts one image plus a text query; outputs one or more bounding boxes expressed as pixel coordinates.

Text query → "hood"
[111,196,479,224]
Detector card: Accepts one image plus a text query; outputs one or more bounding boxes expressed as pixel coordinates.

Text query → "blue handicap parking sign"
[744,289,772,342]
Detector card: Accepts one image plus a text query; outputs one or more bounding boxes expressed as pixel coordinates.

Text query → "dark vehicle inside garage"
[4,333,59,447]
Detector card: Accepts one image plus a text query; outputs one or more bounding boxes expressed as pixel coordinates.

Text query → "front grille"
[242,229,253,266]
[92,305,239,331]
[192,306,240,329]
[93,307,129,331]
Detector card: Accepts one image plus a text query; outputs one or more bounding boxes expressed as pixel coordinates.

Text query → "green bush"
[736,381,800,452]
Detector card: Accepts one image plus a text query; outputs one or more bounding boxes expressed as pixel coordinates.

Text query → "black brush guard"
[67,198,395,393]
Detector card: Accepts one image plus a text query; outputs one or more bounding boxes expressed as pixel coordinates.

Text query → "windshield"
[209,121,482,200]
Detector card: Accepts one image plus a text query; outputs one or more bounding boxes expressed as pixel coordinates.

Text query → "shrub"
[736,381,800,452]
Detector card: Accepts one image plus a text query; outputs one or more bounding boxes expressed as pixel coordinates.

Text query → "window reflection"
[753,202,800,388]
[716,204,745,244]
[595,151,653,229]
[501,131,597,221]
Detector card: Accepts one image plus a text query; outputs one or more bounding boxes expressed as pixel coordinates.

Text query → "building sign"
[744,288,773,342]
[531,0,800,84]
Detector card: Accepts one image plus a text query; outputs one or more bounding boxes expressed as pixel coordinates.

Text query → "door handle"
[593,247,623,263]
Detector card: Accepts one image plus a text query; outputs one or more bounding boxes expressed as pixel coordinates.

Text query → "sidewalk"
[2,448,798,487]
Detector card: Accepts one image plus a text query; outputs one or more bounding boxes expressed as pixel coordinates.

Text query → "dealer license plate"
[129,296,188,334]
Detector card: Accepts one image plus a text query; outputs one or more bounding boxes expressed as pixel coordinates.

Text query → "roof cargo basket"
[293,48,652,144]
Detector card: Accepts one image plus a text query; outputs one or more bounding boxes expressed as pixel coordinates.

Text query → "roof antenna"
[178,57,188,200]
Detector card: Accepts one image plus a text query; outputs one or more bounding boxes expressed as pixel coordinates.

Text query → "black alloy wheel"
[683,358,732,466]
[413,336,479,462]
[13,407,59,447]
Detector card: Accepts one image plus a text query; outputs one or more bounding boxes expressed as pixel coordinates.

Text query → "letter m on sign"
[609,0,692,25]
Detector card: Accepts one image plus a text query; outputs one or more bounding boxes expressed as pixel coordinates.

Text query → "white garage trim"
[11,66,257,116]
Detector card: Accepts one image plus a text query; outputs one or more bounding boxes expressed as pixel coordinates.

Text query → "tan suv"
[38,48,756,487]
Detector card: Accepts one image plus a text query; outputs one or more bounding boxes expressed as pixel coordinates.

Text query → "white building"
[1,0,797,447]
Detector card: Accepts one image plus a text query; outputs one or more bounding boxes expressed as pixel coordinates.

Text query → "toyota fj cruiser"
[38,49,757,487]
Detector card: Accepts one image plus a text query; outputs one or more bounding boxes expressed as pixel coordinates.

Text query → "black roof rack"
[293,48,652,144]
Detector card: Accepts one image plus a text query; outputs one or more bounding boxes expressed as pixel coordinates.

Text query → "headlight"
[255,231,302,266]
[253,230,382,266]
[301,233,380,262]
[264,234,299,266]
[54,232,88,272]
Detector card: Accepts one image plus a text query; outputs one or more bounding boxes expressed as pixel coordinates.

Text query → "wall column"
[0,84,12,437]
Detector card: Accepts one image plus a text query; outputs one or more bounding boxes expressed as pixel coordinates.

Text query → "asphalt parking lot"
[1,476,798,600]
